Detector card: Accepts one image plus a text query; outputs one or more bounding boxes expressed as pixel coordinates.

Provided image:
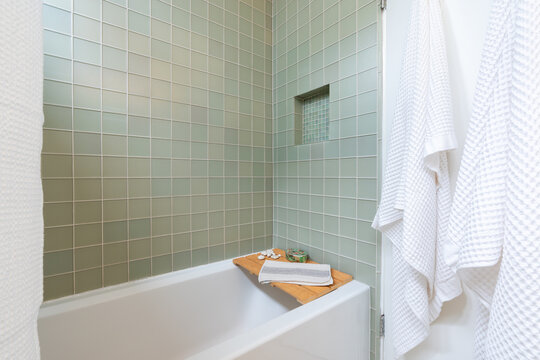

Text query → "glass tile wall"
[272,0,381,359]
[42,0,273,301]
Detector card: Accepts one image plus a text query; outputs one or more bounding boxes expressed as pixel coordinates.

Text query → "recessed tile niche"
[294,85,330,145]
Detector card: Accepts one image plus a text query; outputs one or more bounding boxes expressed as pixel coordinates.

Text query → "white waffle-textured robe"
[372,0,462,357]
[0,1,44,359]
[445,0,540,358]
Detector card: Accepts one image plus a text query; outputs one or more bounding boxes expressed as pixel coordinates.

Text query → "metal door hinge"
[379,314,385,337]
[380,0,387,10]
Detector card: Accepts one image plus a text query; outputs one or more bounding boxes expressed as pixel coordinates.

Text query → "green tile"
[44,202,73,227]
[152,178,171,197]
[129,238,151,260]
[103,179,127,199]
[43,179,73,202]
[42,155,72,178]
[128,137,150,156]
[75,268,102,293]
[128,179,151,197]
[44,250,73,276]
[44,30,71,59]
[43,80,72,107]
[103,23,127,50]
[74,14,100,42]
[129,116,150,136]
[129,11,150,35]
[102,135,127,156]
[103,46,127,72]
[43,4,71,34]
[103,157,127,177]
[103,1,127,28]
[172,214,189,233]
[73,38,101,65]
[151,0,170,22]
[43,104,72,130]
[152,254,172,275]
[104,263,128,286]
[74,201,102,224]
[152,235,171,256]
[103,220,128,243]
[129,198,151,218]
[357,179,377,199]
[127,157,150,177]
[102,90,127,114]
[129,0,150,15]
[129,218,150,239]
[44,273,74,301]
[357,135,377,156]
[151,216,171,236]
[74,0,100,19]
[152,119,171,138]
[74,179,101,200]
[74,132,101,155]
[44,55,72,82]
[74,223,102,247]
[192,248,208,266]
[73,108,100,133]
[129,258,151,280]
[104,242,128,265]
[104,200,128,221]
[44,226,73,252]
[42,130,72,155]
[74,245,102,270]
[151,38,171,61]
[172,251,190,270]
[152,197,171,216]
[129,32,150,56]
[103,113,127,135]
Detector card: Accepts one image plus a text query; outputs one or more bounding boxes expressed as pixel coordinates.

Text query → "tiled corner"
[272,0,380,357]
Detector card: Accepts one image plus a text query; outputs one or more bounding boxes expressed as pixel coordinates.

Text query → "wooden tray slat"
[232,249,353,304]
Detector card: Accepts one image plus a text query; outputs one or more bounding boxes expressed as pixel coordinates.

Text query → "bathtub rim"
[39,258,240,318]
[186,279,370,360]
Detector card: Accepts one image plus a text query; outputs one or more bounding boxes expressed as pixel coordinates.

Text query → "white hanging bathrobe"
[445,0,540,358]
[373,0,462,357]
[0,1,44,359]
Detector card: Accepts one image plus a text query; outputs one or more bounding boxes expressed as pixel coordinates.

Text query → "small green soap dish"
[286,248,308,263]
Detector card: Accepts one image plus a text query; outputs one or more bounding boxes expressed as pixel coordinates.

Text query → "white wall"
[381,0,492,359]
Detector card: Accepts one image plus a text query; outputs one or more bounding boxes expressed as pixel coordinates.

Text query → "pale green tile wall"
[272,1,381,359]
[42,0,273,301]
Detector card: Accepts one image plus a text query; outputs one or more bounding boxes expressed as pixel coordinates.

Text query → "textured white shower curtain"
[373,0,461,358]
[0,1,44,359]
[445,0,540,359]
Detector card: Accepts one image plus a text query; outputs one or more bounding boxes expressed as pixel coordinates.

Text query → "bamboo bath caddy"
[232,248,353,304]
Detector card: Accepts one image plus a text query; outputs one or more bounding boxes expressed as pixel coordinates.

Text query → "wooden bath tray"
[233,249,353,304]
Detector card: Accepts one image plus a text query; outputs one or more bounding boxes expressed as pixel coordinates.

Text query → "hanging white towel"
[445,0,540,358]
[372,0,461,357]
[0,1,44,359]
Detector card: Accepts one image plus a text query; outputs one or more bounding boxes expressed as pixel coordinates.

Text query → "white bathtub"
[38,258,370,360]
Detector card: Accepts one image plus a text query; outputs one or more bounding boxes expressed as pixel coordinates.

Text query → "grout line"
[100,0,105,290]
[70,0,76,296]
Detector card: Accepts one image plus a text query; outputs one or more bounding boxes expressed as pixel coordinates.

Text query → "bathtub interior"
[38,261,301,360]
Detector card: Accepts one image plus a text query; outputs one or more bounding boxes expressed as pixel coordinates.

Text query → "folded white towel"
[258,261,333,286]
